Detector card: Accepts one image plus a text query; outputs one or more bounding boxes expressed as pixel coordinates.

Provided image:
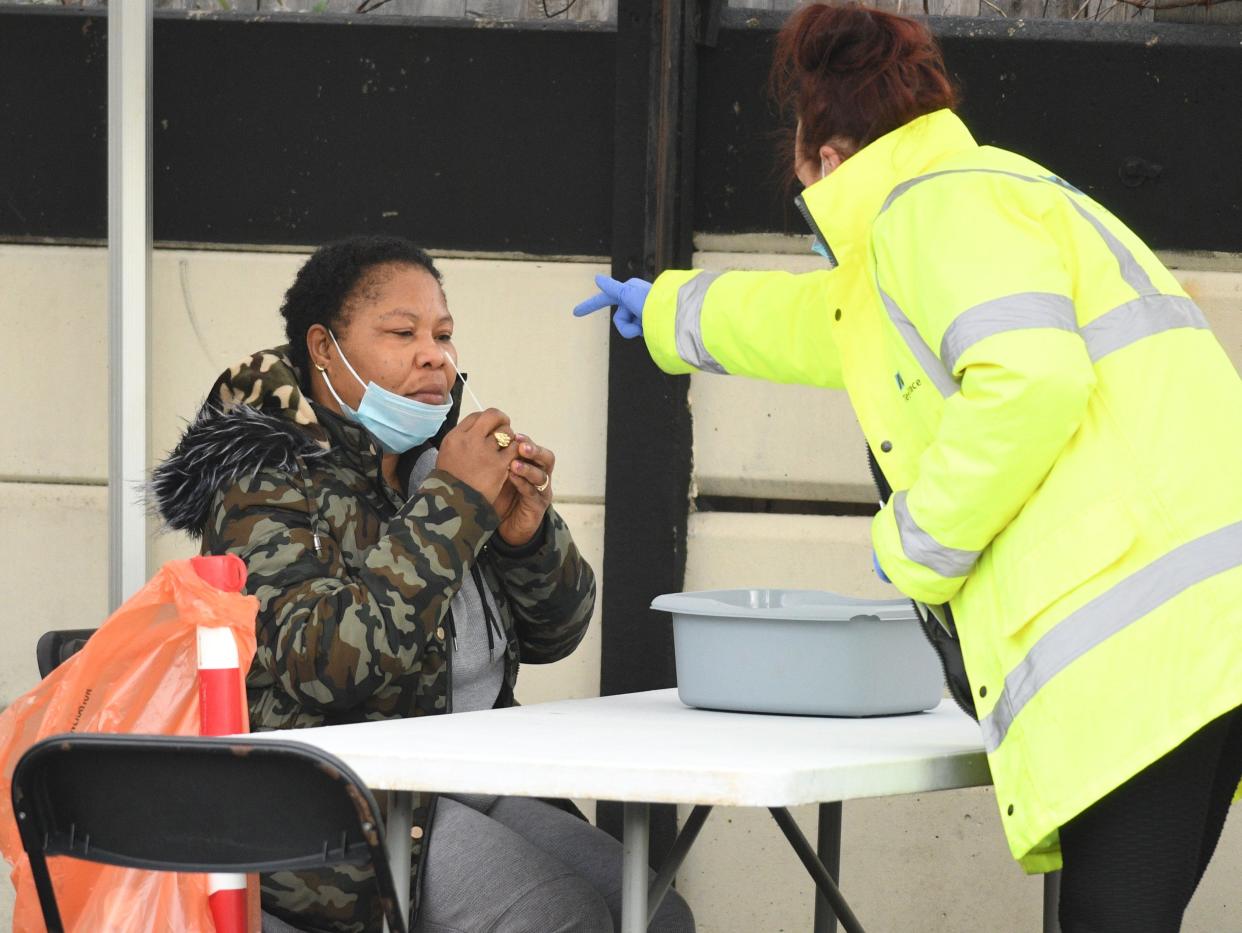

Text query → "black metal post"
[813,802,843,933]
[597,0,702,866]
[769,807,867,933]
[1044,871,1062,933]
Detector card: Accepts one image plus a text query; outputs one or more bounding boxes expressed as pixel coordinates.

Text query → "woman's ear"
[306,323,332,371]
[818,143,845,178]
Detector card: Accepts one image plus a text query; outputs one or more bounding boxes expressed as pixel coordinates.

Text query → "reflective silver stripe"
[894,490,981,579]
[879,287,959,398]
[881,168,1157,298]
[1081,294,1209,363]
[880,168,1040,215]
[674,271,727,375]
[1063,200,1157,297]
[940,293,1078,374]
[980,520,1242,753]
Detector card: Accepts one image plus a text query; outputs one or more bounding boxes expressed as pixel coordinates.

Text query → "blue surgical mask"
[320,331,453,454]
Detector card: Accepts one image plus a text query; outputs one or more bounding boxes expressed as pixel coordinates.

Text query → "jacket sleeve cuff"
[872,497,971,607]
[643,270,701,376]
[490,512,552,561]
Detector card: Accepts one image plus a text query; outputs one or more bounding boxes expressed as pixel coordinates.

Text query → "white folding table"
[244,689,1007,933]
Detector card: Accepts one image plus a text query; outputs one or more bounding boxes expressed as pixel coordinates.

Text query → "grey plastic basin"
[651,588,944,717]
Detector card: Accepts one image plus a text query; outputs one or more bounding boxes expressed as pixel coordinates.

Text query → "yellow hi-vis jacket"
[643,108,1242,872]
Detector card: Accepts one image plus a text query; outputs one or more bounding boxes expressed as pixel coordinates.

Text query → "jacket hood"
[795,109,977,269]
[151,347,332,538]
[153,346,467,537]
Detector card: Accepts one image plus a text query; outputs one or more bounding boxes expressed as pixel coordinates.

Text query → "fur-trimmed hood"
[152,346,465,538]
[152,347,331,537]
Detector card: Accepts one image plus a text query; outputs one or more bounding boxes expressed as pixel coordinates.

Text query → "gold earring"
[315,364,326,373]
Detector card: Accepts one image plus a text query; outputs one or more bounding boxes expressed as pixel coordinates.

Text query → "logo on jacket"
[896,372,922,401]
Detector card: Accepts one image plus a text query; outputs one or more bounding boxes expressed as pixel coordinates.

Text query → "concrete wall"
[3,242,1242,930]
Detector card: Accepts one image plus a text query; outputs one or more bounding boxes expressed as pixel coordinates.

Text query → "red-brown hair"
[771,3,959,167]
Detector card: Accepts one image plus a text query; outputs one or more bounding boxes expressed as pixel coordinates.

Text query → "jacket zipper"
[794,193,839,268]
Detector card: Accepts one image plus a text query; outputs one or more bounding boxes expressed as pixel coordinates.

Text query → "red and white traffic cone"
[192,554,252,933]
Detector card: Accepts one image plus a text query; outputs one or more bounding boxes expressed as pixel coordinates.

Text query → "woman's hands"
[494,436,555,547]
[437,409,520,503]
[436,409,554,547]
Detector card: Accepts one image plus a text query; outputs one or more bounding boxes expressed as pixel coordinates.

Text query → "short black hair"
[279,235,442,388]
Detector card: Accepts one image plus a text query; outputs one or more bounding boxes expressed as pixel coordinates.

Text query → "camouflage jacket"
[154,345,595,725]
[153,348,596,928]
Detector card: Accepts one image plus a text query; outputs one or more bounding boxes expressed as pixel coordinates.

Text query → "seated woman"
[153,236,694,933]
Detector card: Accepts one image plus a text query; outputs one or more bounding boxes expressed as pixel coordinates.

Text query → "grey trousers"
[417,796,696,933]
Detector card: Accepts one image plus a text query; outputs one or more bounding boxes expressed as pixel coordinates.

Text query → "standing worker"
[574,5,1242,931]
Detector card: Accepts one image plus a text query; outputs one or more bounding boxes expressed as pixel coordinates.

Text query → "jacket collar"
[795,109,978,268]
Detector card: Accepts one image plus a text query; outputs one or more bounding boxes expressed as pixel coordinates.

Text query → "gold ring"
[536,476,550,493]
[494,431,513,449]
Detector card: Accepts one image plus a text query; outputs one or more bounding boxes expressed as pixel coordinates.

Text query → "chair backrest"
[35,629,97,680]
[11,733,407,933]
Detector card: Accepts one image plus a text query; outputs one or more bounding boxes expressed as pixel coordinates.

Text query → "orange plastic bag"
[0,558,259,933]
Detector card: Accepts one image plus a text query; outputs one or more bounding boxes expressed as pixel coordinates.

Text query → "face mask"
[320,331,453,454]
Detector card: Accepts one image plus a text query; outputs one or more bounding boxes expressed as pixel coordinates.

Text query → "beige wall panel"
[691,375,869,502]
[689,254,1242,504]
[431,258,610,504]
[149,249,296,473]
[0,483,108,710]
[0,246,107,483]
[1179,268,1242,365]
[150,251,610,506]
[689,251,877,504]
[677,790,1039,933]
[2,245,608,505]
[150,527,205,568]
[684,510,894,599]
[513,503,604,706]
[675,511,1242,931]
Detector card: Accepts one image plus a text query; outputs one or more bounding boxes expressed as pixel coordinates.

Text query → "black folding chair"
[35,629,97,680]
[11,733,408,933]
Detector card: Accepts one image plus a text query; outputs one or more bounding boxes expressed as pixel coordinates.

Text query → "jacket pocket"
[994,495,1137,637]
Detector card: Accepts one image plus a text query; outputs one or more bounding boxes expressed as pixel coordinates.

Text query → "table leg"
[622,802,650,933]
[769,807,866,933]
[1043,870,1062,933]
[813,802,843,933]
[385,790,413,933]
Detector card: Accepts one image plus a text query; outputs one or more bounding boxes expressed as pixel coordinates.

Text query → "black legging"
[1058,704,1242,933]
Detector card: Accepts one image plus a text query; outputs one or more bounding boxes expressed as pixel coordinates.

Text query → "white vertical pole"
[621,802,651,933]
[108,0,153,610]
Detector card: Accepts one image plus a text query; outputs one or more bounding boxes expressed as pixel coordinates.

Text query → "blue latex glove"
[572,274,651,339]
[873,551,891,584]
